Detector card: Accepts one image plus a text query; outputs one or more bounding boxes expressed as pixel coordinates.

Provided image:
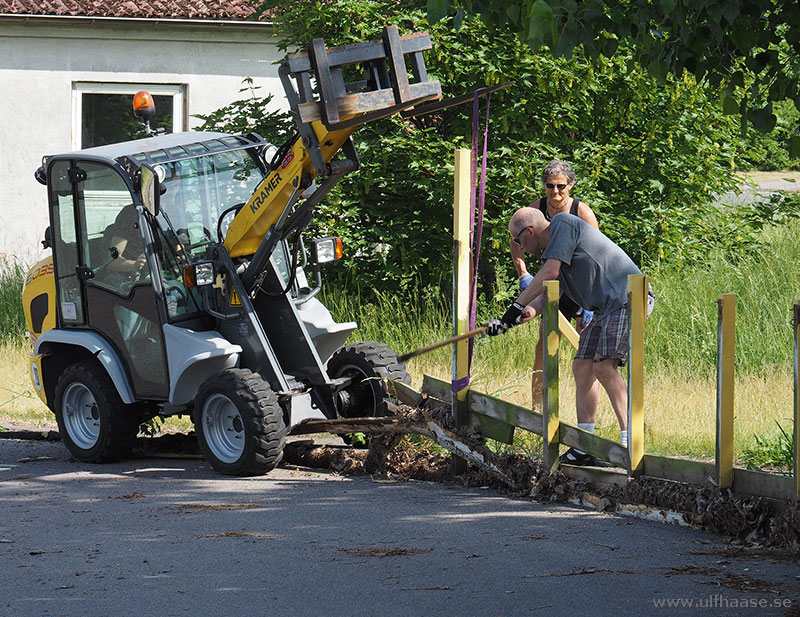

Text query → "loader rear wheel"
[327,342,410,418]
[53,360,139,463]
[194,369,286,476]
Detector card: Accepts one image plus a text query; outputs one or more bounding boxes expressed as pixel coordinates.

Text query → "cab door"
[48,159,169,399]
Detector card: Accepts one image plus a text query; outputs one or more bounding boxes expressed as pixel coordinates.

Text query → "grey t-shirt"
[541,213,642,317]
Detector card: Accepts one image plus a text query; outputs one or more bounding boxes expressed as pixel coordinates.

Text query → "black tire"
[53,360,139,463]
[327,341,411,417]
[194,369,286,476]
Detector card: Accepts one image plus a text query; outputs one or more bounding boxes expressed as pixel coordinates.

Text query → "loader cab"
[46,155,170,399]
[43,133,273,400]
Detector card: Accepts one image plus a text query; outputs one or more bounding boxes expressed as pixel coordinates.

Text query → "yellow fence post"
[716,293,736,490]
[627,274,646,476]
[542,280,560,470]
[452,148,471,433]
[794,300,800,502]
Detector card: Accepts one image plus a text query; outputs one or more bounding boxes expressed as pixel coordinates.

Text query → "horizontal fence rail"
[414,374,796,502]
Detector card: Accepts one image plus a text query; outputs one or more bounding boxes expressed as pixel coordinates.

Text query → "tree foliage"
[739,99,800,170]
[202,0,748,301]
[433,0,800,151]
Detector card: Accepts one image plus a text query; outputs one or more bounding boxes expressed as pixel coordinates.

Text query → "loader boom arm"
[223,26,442,261]
[223,123,357,259]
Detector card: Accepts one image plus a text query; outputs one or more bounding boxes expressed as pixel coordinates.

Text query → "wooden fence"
[439,148,799,503]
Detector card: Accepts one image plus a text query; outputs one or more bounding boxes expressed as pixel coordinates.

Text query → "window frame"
[72,82,186,151]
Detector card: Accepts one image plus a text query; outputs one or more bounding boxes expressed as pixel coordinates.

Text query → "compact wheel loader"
[21,27,459,475]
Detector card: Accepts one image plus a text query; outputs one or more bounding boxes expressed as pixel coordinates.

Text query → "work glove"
[519,273,533,290]
[485,302,525,336]
[484,319,508,336]
[578,308,594,330]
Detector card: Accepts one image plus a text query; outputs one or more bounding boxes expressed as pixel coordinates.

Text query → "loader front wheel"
[194,369,286,476]
[327,342,410,417]
[54,360,139,463]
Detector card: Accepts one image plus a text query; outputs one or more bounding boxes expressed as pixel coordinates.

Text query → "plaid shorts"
[575,306,629,365]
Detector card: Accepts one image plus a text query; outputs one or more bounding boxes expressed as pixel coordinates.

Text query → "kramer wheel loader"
[21,27,465,475]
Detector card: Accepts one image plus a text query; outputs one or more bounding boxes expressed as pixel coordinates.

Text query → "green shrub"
[200,0,746,302]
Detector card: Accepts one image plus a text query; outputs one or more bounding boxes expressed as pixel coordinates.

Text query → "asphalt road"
[1,438,798,617]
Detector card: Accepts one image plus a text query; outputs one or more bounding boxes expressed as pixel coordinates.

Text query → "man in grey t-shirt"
[486,207,648,466]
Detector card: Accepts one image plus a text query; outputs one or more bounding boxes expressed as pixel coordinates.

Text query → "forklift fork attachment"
[280,25,443,132]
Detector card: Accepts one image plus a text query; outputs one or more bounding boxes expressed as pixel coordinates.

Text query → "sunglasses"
[545,182,568,190]
[512,226,531,245]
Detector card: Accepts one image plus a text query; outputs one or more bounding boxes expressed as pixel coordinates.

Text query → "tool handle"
[397,326,488,363]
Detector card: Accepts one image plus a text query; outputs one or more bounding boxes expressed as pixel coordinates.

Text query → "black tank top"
[536,197,580,221]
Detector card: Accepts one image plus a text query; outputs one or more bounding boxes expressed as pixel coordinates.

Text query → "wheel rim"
[335,362,379,414]
[202,393,245,464]
[62,382,101,450]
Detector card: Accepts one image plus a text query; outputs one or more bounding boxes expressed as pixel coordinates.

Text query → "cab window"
[79,162,150,296]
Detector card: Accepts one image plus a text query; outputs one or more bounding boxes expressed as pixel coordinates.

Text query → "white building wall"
[0,18,286,263]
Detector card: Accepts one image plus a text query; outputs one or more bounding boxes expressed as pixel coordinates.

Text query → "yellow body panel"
[22,256,56,347]
[22,256,56,405]
[224,122,357,258]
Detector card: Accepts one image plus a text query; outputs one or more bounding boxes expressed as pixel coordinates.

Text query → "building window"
[73,83,185,150]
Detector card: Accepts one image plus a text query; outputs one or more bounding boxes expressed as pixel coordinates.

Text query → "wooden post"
[627,274,646,476]
[542,280,560,470]
[794,300,800,502]
[716,293,736,490]
[452,148,471,435]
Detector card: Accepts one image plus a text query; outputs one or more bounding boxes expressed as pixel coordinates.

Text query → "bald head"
[509,207,549,255]
[509,207,548,237]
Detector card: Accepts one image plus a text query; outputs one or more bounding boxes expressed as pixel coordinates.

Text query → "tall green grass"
[0,262,27,345]
[645,218,800,376]
[323,216,800,379]
[317,285,547,382]
[319,217,800,464]
[2,219,797,463]
[318,287,452,357]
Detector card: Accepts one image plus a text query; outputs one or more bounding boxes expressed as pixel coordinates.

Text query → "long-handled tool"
[397,326,488,363]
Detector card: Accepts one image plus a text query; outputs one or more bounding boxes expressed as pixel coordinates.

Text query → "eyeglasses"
[545,182,568,190]
[512,226,532,245]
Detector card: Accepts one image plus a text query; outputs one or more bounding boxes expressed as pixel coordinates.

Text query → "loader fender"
[35,329,137,404]
[163,324,242,406]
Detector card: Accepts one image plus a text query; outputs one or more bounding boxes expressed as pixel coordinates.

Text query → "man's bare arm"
[510,239,527,277]
[517,258,562,306]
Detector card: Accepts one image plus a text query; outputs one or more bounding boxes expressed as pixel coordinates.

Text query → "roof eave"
[0,13,275,28]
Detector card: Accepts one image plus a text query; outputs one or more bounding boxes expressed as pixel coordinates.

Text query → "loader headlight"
[183,262,215,287]
[311,237,343,264]
[31,361,42,392]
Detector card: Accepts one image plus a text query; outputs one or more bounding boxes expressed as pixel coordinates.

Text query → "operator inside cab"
[103,203,147,278]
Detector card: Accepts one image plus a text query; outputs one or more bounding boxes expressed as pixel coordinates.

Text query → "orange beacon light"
[133,91,156,121]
